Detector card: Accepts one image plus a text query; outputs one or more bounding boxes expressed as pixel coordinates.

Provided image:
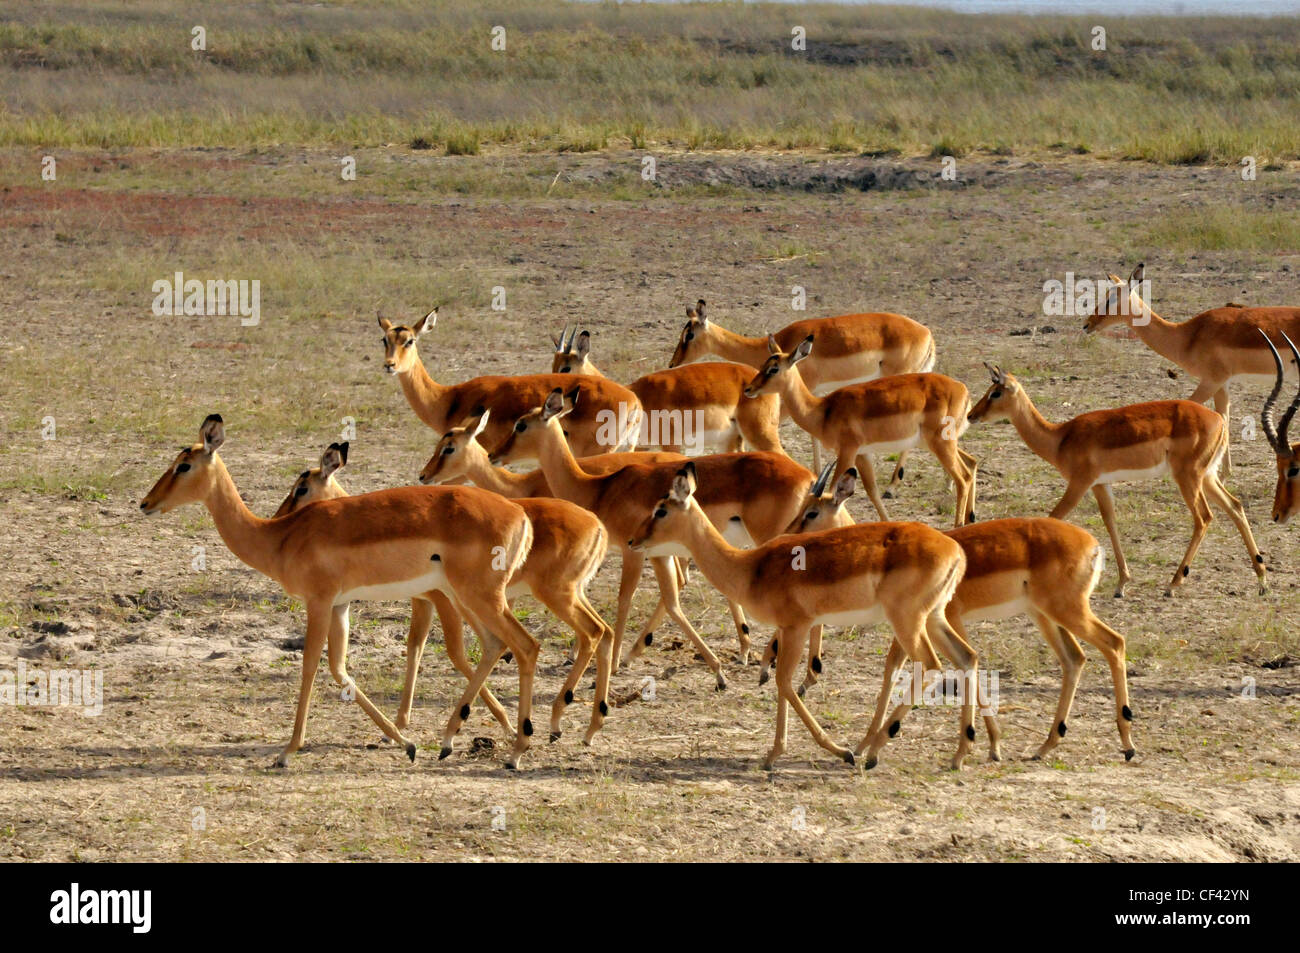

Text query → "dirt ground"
[0,148,1297,861]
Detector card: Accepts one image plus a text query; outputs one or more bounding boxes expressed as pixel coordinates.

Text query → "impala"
[551,326,783,455]
[968,364,1266,597]
[744,335,978,528]
[140,415,543,769]
[277,440,615,746]
[774,472,1136,762]
[491,388,819,677]
[668,299,934,477]
[629,463,979,772]
[380,310,642,461]
[1084,263,1300,474]
[1258,330,1300,523]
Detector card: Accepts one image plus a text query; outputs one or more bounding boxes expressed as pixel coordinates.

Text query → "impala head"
[1259,329,1300,524]
[783,463,858,534]
[420,410,491,484]
[668,299,711,368]
[489,387,575,464]
[273,442,349,517]
[1083,263,1146,334]
[628,463,699,552]
[967,362,1023,423]
[551,326,592,374]
[378,309,437,375]
[744,334,813,398]
[140,414,226,515]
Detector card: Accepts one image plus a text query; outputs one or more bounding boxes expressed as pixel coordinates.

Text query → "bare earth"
[0,149,1297,861]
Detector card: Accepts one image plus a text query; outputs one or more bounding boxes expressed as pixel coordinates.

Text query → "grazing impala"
[968,364,1266,598]
[629,463,979,772]
[774,472,1136,763]
[668,299,935,475]
[744,335,978,528]
[1084,263,1300,474]
[1258,330,1300,524]
[491,388,819,677]
[277,440,615,746]
[380,310,642,461]
[140,415,543,769]
[550,326,783,454]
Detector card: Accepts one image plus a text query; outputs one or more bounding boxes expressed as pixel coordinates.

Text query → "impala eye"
[684,331,694,342]
[805,510,818,520]
[515,421,527,433]
[1288,465,1299,478]
[991,389,1002,399]
[654,507,667,519]
[294,485,308,497]
[403,340,413,349]
[442,445,455,455]
[766,365,777,376]
[176,463,191,473]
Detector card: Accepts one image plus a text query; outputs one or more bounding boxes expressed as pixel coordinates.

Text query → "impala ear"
[575,329,591,359]
[542,388,567,421]
[320,442,347,477]
[378,316,392,331]
[412,308,438,336]
[671,462,698,502]
[1106,273,1123,286]
[200,414,225,454]
[1129,262,1145,285]
[563,386,581,412]
[696,299,706,323]
[767,334,781,355]
[470,408,491,439]
[832,468,858,507]
[792,335,814,362]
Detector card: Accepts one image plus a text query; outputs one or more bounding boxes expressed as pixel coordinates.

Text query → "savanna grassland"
[0,1,1297,862]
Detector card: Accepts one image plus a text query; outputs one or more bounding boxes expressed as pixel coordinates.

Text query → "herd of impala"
[139,263,1300,773]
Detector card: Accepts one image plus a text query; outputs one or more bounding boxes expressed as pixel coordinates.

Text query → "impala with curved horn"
[968,364,1266,597]
[1084,262,1300,475]
[380,310,642,461]
[551,325,783,455]
[1258,329,1300,524]
[140,415,543,769]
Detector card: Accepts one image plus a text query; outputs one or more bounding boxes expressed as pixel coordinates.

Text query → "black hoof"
[842,750,855,765]
[504,761,517,771]
[438,746,452,761]
[715,676,727,691]
[405,742,417,762]
[1124,748,1136,762]
[549,731,561,744]
[863,757,878,771]
[758,669,770,686]
[882,490,894,500]
[502,652,513,664]
[797,684,806,698]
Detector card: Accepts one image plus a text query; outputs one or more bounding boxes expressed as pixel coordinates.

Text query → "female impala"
[668,299,935,476]
[968,364,1266,598]
[551,326,783,455]
[379,310,642,461]
[140,415,543,769]
[1084,263,1300,474]
[277,440,615,746]
[744,335,978,528]
[1258,330,1300,523]
[491,388,819,678]
[775,473,1136,763]
[629,463,978,772]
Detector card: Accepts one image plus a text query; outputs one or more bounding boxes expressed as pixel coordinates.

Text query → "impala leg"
[762,628,793,770]
[629,597,669,661]
[797,625,824,696]
[759,634,777,685]
[884,450,909,493]
[393,597,433,735]
[947,611,1001,761]
[1211,387,1232,477]
[854,453,890,521]
[957,447,979,522]
[650,556,726,689]
[1166,473,1211,597]
[859,639,908,756]
[276,600,331,768]
[765,624,854,770]
[611,549,644,671]
[928,434,973,528]
[434,593,513,735]
[1202,475,1268,593]
[438,620,507,762]
[1084,484,1131,597]
[1046,602,1135,760]
[325,603,416,760]
[1028,612,1086,761]
[923,611,980,770]
[862,614,943,770]
[548,595,608,742]
[729,599,753,665]
[585,612,615,745]
[482,603,543,770]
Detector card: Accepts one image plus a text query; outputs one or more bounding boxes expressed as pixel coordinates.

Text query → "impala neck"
[535,424,601,509]
[466,450,545,498]
[776,366,826,437]
[1006,390,1065,465]
[675,503,756,606]
[1129,307,1187,365]
[203,457,283,581]
[397,353,452,432]
[706,324,769,366]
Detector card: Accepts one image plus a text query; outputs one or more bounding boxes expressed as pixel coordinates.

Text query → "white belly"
[1095,461,1169,485]
[864,432,923,455]
[642,541,692,559]
[721,519,756,548]
[334,566,449,605]
[814,606,885,628]
[962,596,1031,623]
[1228,372,1293,388]
[813,372,878,396]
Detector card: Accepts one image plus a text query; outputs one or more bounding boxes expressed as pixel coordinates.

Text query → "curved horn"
[555,324,569,352]
[811,461,835,497]
[983,361,1004,384]
[1259,329,1285,451]
[1277,331,1300,456]
[566,324,579,351]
